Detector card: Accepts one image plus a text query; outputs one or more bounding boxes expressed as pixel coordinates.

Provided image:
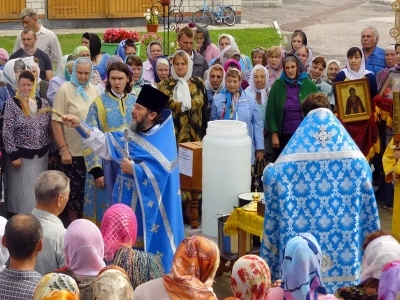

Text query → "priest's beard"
[129,116,147,133]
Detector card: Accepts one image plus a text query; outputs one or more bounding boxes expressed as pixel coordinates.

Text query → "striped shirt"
[0,268,42,299]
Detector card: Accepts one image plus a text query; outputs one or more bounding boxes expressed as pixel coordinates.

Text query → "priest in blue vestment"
[62,85,184,272]
[260,94,380,292]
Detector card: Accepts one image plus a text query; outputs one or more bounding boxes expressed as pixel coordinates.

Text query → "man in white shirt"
[13,8,62,66]
[31,170,69,275]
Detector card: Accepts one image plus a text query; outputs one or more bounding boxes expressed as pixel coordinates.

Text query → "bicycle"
[192,0,236,27]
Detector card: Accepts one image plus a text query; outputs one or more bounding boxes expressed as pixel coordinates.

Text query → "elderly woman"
[93,266,134,299]
[25,57,49,101]
[266,46,284,87]
[58,219,105,300]
[309,56,335,108]
[211,66,264,164]
[73,45,102,86]
[82,32,110,80]
[47,54,76,105]
[134,236,220,300]
[143,41,163,82]
[3,70,56,217]
[83,62,136,225]
[0,58,29,109]
[101,204,164,289]
[125,54,151,96]
[225,255,283,300]
[333,46,379,162]
[33,273,80,300]
[323,60,341,85]
[296,45,313,72]
[151,56,170,88]
[267,54,317,160]
[157,50,208,223]
[290,29,307,53]
[336,231,400,299]
[52,57,99,223]
[195,27,220,63]
[280,233,337,300]
[205,64,225,106]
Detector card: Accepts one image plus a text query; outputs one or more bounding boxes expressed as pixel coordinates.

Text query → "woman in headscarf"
[309,56,335,109]
[82,32,110,80]
[243,47,267,82]
[221,54,250,89]
[266,46,284,87]
[290,29,307,53]
[25,57,49,101]
[83,62,136,225]
[151,56,170,88]
[205,64,225,106]
[0,58,28,109]
[51,57,99,223]
[74,45,102,86]
[267,53,317,161]
[157,50,208,224]
[225,254,283,300]
[101,204,164,289]
[93,266,134,300]
[296,45,313,72]
[3,70,56,218]
[211,64,264,165]
[0,217,8,271]
[333,46,379,162]
[143,41,163,82]
[47,54,76,105]
[336,230,400,300]
[33,273,80,300]
[125,54,151,96]
[60,219,105,300]
[281,233,337,300]
[115,39,137,61]
[323,60,341,85]
[378,261,400,300]
[195,27,220,63]
[134,236,220,300]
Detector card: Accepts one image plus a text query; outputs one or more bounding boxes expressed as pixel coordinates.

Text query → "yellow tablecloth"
[223,207,264,237]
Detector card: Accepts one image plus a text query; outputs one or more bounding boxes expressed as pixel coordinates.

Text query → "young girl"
[290,30,307,53]
[296,45,313,72]
[194,27,219,63]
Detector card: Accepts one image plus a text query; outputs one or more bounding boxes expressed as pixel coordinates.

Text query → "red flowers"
[103,29,141,43]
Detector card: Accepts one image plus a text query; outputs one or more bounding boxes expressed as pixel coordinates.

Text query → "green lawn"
[0,28,281,61]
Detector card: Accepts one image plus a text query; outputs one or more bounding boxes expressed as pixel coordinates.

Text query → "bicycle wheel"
[192,10,213,27]
[222,7,236,26]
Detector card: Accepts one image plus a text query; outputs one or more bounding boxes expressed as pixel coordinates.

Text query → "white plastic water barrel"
[202,120,252,237]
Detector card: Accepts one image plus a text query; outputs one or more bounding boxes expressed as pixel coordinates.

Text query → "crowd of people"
[0,5,398,300]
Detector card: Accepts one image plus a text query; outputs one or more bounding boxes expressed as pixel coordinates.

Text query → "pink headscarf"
[101,204,138,261]
[223,59,242,73]
[0,49,9,61]
[64,219,106,276]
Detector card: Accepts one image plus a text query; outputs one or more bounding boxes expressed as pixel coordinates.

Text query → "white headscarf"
[171,50,193,112]
[361,235,400,281]
[0,58,26,90]
[343,46,372,80]
[218,34,239,52]
[323,60,342,82]
[0,217,9,271]
[205,64,225,93]
[23,57,41,86]
[248,64,269,105]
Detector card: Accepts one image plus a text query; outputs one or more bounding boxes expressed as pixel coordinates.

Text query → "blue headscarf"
[280,53,309,85]
[152,56,170,84]
[70,57,93,101]
[281,233,328,300]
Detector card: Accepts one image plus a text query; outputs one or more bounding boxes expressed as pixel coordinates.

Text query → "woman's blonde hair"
[172,51,188,65]
[267,46,282,58]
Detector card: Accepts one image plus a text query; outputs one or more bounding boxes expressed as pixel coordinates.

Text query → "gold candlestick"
[393,91,400,149]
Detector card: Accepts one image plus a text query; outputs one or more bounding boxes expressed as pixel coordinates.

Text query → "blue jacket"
[365,46,386,75]
[210,89,264,164]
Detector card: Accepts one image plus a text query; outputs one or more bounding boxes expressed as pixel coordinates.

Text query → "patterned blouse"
[157,76,208,144]
[3,97,55,161]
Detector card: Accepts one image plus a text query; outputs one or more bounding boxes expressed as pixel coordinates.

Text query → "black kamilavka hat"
[136,85,169,114]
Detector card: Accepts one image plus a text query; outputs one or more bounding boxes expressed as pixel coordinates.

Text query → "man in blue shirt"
[362,26,385,75]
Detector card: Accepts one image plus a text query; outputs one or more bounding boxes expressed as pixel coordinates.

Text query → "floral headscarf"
[163,236,219,300]
[231,255,271,300]
[65,219,106,276]
[70,57,93,101]
[171,50,193,112]
[33,273,79,300]
[378,261,400,300]
[101,204,138,261]
[281,233,328,300]
[93,266,134,300]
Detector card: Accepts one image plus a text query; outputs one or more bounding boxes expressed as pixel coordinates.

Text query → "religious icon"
[333,78,372,123]
[378,70,400,98]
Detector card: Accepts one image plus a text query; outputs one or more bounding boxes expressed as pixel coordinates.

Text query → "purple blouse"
[281,83,303,134]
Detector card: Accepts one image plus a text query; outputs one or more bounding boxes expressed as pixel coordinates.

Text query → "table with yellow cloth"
[223,207,264,257]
